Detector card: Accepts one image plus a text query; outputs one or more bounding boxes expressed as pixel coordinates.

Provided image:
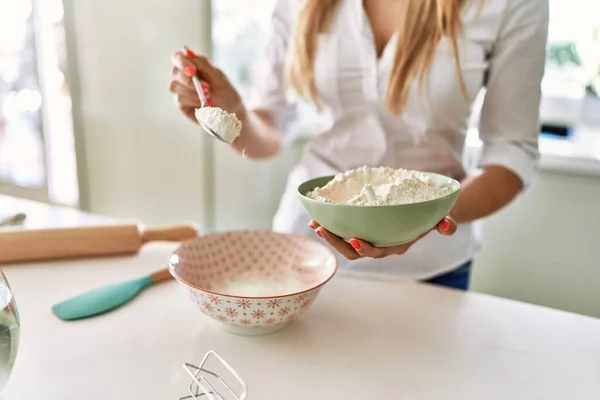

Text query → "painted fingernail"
[184,66,196,76]
[441,218,451,232]
[349,239,361,249]
[316,230,323,238]
[206,98,213,106]
[308,222,316,229]
[184,48,196,58]
[201,82,209,90]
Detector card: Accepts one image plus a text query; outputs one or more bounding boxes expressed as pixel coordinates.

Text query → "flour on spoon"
[194,106,242,144]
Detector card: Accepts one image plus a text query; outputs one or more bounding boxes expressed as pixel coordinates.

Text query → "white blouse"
[247,0,549,280]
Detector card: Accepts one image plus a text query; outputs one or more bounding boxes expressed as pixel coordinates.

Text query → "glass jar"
[0,269,20,396]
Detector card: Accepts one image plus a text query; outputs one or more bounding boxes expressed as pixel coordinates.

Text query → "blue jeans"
[423,260,472,291]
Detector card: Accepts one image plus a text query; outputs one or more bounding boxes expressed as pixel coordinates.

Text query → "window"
[544,0,600,99]
[212,0,278,99]
[538,0,600,128]
[0,0,78,205]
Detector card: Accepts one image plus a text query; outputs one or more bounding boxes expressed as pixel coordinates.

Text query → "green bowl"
[297,172,460,247]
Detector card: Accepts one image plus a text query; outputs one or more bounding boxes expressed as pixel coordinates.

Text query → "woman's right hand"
[169,47,245,124]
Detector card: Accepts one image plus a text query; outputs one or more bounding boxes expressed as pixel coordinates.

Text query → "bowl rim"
[297,171,461,208]
[168,229,339,299]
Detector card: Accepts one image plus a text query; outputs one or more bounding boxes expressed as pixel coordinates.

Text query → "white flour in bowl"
[212,274,307,297]
[307,166,452,206]
[195,106,242,144]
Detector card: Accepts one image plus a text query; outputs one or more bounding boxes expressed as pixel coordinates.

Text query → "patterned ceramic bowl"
[168,230,338,336]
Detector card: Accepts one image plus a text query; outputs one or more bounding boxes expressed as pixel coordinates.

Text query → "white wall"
[213,141,302,231]
[64,0,213,228]
[471,170,600,318]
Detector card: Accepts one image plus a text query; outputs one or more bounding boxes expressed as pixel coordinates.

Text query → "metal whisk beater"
[179,351,248,400]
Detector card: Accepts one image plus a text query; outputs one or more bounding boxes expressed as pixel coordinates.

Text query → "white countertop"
[0,194,113,229]
[2,198,600,399]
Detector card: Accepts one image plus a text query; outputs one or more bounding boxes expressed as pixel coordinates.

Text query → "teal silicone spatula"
[52,268,174,321]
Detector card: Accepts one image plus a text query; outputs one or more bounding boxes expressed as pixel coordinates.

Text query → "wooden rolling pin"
[0,223,198,264]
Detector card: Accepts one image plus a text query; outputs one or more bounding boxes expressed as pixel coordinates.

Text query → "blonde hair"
[287,0,469,114]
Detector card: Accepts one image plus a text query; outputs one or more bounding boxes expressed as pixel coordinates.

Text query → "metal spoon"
[191,76,228,143]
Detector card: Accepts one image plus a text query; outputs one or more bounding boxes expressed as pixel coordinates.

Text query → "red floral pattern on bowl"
[169,230,337,335]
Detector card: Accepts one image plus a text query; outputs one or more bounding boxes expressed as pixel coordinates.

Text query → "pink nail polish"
[184,66,196,76]
[441,219,451,232]
[184,48,196,58]
[349,239,361,249]
[316,230,323,238]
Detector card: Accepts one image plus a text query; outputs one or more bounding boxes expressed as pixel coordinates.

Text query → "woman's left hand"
[309,216,457,260]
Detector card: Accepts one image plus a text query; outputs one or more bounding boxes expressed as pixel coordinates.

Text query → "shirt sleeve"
[245,0,299,146]
[477,0,549,188]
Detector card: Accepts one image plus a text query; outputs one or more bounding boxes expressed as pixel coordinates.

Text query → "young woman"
[169,0,549,290]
